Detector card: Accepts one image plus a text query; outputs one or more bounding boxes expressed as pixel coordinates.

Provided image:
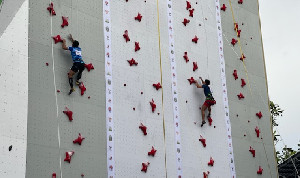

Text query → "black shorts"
[71,62,85,73]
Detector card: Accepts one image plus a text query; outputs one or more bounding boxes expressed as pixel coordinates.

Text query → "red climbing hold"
[255,126,260,137]
[63,107,73,121]
[199,135,206,147]
[139,123,147,135]
[64,151,74,163]
[193,62,198,71]
[203,171,210,178]
[238,0,243,4]
[153,83,162,90]
[221,4,227,11]
[182,18,190,26]
[257,166,263,174]
[237,29,241,37]
[231,38,237,46]
[208,116,213,126]
[135,42,140,52]
[52,35,63,44]
[241,78,246,87]
[127,58,138,66]
[46,62,49,66]
[73,133,85,145]
[186,1,192,10]
[237,93,244,99]
[47,3,56,16]
[192,35,199,43]
[85,63,94,71]
[256,111,263,119]
[81,174,84,177]
[187,77,196,85]
[123,30,130,42]
[141,162,150,172]
[233,70,238,80]
[189,9,194,17]
[183,52,189,63]
[150,99,156,112]
[57,90,60,93]
[61,16,69,28]
[207,157,214,166]
[79,82,86,96]
[240,54,246,61]
[52,173,56,178]
[135,13,143,22]
[249,146,256,157]
[234,23,239,31]
[148,146,157,156]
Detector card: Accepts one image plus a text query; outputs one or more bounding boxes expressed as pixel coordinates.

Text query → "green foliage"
[270,101,284,127]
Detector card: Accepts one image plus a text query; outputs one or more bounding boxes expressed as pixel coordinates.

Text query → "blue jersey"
[69,47,84,63]
[202,85,212,97]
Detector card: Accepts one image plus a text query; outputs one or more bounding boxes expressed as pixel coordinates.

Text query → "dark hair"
[205,79,210,85]
[72,40,79,47]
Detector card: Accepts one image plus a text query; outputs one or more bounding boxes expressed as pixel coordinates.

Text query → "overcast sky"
[259,0,300,150]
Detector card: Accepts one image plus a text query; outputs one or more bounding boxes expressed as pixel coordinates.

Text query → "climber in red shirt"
[195,77,216,127]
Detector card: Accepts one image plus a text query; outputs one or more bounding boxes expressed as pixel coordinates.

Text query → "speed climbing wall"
[0,0,277,178]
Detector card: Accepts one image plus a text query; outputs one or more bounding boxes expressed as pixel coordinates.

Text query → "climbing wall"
[26,0,107,177]
[220,0,278,177]
[0,0,28,177]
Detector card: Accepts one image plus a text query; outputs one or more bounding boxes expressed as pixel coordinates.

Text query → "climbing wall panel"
[220,0,277,177]
[0,1,28,177]
[26,0,107,177]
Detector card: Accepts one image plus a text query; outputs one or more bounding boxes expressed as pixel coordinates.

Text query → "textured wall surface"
[0,0,28,177]
[26,0,107,177]
[220,0,278,177]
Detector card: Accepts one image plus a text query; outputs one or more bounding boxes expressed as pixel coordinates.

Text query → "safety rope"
[156,1,167,177]
[228,0,273,177]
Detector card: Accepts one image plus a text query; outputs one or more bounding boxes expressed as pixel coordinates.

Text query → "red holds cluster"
[207,157,214,166]
[123,30,130,42]
[135,42,141,52]
[63,107,73,121]
[221,4,227,11]
[73,133,85,145]
[249,146,256,157]
[183,52,189,63]
[192,35,199,43]
[256,111,263,119]
[182,18,190,26]
[141,162,150,172]
[148,146,157,156]
[187,77,196,85]
[199,135,206,147]
[255,126,260,137]
[231,38,238,46]
[127,58,138,66]
[135,13,143,22]
[85,63,94,71]
[53,35,63,44]
[150,99,156,112]
[153,83,162,90]
[193,62,198,71]
[79,82,86,95]
[64,151,75,163]
[61,16,69,28]
[257,166,263,174]
[47,3,56,16]
[237,93,244,99]
[139,123,147,135]
[233,70,238,80]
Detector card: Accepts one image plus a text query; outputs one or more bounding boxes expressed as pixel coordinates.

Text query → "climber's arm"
[69,34,74,43]
[199,77,205,84]
[62,39,68,50]
[195,80,203,88]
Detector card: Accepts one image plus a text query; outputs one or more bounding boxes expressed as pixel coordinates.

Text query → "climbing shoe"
[68,88,75,95]
[201,121,206,127]
[75,80,81,85]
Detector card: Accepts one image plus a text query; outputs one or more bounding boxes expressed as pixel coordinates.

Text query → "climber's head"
[205,79,210,85]
[72,40,79,47]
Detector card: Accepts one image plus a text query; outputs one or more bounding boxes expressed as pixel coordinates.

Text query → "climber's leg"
[76,63,85,85]
[208,106,211,117]
[201,103,208,127]
[68,63,78,95]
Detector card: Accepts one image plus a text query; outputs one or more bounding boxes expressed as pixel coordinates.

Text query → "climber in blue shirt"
[195,77,216,127]
[62,34,85,95]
